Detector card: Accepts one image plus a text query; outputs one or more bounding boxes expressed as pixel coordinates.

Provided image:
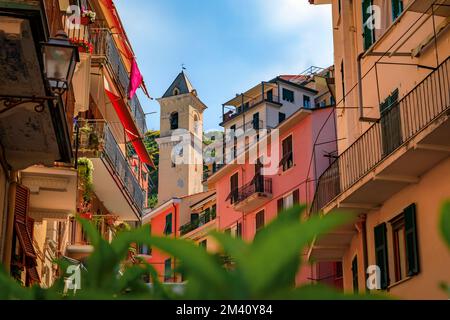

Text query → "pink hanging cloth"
[128,59,143,100]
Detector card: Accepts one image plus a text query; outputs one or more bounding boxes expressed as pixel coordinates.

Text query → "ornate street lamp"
[41,30,80,96]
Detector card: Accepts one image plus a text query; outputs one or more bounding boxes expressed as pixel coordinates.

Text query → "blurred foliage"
[440,201,450,297]
[144,130,160,208]
[0,205,407,300]
[77,158,94,204]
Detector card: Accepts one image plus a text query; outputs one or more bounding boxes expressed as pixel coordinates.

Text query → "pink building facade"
[208,107,342,286]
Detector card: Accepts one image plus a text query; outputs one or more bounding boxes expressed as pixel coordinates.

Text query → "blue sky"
[115,0,333,131]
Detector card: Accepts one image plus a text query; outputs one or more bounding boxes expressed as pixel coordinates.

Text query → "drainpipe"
[357,53,379,123]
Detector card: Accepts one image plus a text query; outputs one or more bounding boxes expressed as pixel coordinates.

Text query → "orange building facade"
[309,0,450,299]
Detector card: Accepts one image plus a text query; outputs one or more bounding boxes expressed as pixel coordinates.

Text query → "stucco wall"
[342,157,450,299]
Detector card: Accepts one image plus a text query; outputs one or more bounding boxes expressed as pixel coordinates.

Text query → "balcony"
[311,57,450,217]
[232,177,273,212]
[222,88,281,125]
[180,208,217,236]
[62,14,147,135]
[75,120,145,220]
[307,56,450,263]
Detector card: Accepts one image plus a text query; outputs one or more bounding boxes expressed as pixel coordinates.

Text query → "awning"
[105,89,155,168]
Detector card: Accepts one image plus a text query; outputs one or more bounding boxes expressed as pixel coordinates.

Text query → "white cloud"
[258,0,332,32]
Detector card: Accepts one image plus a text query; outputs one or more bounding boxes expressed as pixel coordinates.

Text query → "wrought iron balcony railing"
[61,13,147,136]
[310,57,450,215]
[222,92,280,124]
[75,120,145,213]
[231,176,273,205]
[180,208,217,236]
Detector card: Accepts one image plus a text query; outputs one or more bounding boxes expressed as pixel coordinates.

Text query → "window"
[164,258,172,282]
[391,204,420,283]
[278,189,300,214]
[282,88,295,103]
[280,135,293,171]
[228,173,239,204]
[211,204,217,219]
[236,222,242,238]
[303,95,311,108]
[352,256,359,293]
[230,124,237,159]
[392,0,404,21]
[277,198,284,215]
[330,96,336,106]
[170,112,179,130]
[252,112,260,130]
[374,223,389,289]
[199,240,207,249]
[173,87,180,96]
[319,100,326,108]
[392,217,407,282]
[141,244,151,255]
[255,211,265,233]
[266,89,273,102]
[164,213,173,235]
[278,112,286,124]
[362,0,376,50]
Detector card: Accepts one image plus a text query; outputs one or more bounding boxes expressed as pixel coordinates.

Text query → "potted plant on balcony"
[78,158,94,220]
[81,8,96,25]
[79,123,94,149]
[69,38,94,54]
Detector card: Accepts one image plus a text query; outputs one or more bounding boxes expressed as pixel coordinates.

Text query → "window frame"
[280,135,294,171]
[282,88,295,103]
[164,213,173,235]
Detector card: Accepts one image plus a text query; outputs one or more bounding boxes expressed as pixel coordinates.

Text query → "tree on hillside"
[144,130,160,209]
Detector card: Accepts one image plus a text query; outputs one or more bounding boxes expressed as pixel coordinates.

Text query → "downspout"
[357,53,378,123]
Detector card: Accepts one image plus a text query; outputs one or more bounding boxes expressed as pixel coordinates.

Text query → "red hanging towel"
[105,90,155,168]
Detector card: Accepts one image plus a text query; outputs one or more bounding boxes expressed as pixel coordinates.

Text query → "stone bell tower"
[156,71,207,205]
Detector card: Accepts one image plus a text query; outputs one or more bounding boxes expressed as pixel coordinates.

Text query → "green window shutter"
[164,258,172,281]
[404,203,420,276]
[392,0,404,21]
[362,0,375,50]
[165,213,173,235]
[374,223,389,289]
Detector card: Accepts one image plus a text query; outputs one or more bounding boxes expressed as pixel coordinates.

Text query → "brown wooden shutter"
[255,211,265,232]
[277,198,284,215]
[14,184,36,259]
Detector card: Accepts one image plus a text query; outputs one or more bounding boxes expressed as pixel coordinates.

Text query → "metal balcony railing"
[223,92,280,124]
[180,208,217,236]
[310,57,450,215]
[231,176,273,205]
[61,12,148,136]
[76,120,145,213]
